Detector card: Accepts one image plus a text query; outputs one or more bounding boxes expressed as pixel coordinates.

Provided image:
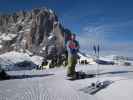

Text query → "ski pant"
[67,56,77,75]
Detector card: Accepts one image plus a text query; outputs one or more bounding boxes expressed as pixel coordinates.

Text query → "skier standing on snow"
[66,34,80,77]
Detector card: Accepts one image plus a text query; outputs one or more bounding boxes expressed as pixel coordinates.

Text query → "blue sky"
[0,0,133,56]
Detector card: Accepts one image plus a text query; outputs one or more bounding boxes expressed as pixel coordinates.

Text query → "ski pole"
[96,44,100,84]
[93,44,99,83]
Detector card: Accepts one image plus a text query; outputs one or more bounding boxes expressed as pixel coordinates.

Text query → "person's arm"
[66,41,70,52]
[75,41,80,52]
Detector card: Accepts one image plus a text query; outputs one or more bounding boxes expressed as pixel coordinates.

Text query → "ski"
[80,81,112,95]
[66,71,95,81]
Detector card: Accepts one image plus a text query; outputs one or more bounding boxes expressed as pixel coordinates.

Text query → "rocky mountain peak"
[0,7,72,59]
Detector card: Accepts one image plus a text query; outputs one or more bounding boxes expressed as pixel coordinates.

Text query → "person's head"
[71,34,76,40]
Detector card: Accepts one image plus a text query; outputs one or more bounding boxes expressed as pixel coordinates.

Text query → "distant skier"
[66,34,79,77]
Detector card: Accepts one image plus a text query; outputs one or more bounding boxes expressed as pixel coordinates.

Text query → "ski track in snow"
[0,68,95,100]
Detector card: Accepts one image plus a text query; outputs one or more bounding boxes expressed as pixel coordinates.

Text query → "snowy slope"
[100,55,116,61]
[78,52,96,64]
[1,65,133,100]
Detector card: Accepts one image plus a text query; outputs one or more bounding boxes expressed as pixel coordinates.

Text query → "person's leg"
[67,57,73,76]
[71,57,77,75]
[67,57,77,76]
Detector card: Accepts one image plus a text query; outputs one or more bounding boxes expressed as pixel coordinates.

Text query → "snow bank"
[0,51,30,64]
[100,55,116,62]
[78,52,96,64]
[0,51,43,70]
[0,51,30,70]
[30,55,43,66]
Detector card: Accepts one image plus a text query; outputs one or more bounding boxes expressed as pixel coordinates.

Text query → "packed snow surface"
[0,64,133,100]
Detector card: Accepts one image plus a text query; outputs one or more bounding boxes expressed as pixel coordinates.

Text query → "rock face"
[0,7,71,59]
